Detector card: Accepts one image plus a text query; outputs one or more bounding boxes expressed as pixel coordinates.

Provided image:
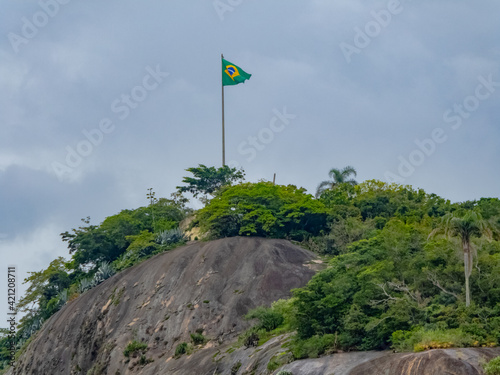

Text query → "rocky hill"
[8,237,318,375]
[8,237,500,375]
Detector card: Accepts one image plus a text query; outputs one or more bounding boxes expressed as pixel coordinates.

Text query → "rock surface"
[9,237,317,375]
[278,347,500,375]
[8,237,500,375]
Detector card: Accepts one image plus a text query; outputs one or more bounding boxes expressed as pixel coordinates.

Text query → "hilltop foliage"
[196,182,328,240]
[2,166,500,371]
[0,195,189,371]
[243,180,500,357]
[176,164,245,200]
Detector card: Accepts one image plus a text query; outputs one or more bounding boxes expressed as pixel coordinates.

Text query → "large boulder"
[9,237,317,375]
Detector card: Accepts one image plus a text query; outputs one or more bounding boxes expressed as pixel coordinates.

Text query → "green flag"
[222,58,251,86]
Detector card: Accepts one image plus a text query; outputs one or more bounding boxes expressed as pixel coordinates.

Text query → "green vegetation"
[196,182,327,240]
[230,360,242,374]
[0,192,189,371]
[174,342,193,358]
[238,179,500,359]
[430,210,495,306]
[2,164,500,370]
[245,306,284,332]
[391,328,480,352]
[267,357,280,372]
[239,299,296,348]
[138,354,153,365]
[176,164,245,200]
[290,334,337,359]
[485,356,500,375]
[123,340,147,358]
[190,331,207,346]
[315,165,358,198]
[110,287,125,306]
[267,352,292,372]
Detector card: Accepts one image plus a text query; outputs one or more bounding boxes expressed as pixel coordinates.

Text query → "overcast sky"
[1,0,499,317]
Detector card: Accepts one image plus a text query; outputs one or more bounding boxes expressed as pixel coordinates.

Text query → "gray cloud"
[0,0,499,316]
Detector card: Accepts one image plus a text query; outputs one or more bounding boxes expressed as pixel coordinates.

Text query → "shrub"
[267,358,280,372]
[391,328,475,352]
[196,182,327,240]
[94,261,115,284]
[57,289,68,306]
[138,355,153,365]
[230,360,242,375]
[277,371,293,375]
[485,356,500,375]
[245,307,285,332]
[77,278,95,294]
[290,334,337,359]
[156,228,186,246]
[123,340,147,357]
[174,342,193,357]
[190,332,206,345]
[240,330,260,348]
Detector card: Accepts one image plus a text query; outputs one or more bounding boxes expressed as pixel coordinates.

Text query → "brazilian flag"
[222,58,251,86]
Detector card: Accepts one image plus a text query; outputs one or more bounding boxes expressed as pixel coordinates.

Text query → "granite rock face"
[8,236,500,375]
[277,347,500,375]
[8,237,317,375]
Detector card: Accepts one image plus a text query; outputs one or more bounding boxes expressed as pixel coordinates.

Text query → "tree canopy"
[316,165,358,198]
[196,181,328,240]
[176,164,245,199]
[2,166,500,371]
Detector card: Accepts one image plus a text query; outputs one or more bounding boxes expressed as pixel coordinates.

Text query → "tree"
[146,188,158,232]
[196,182,327,240]
[316,166,357,198]
[17,257,70,315]
[62,199,188,270]
[430,210,494,306]
[176,164,245,200]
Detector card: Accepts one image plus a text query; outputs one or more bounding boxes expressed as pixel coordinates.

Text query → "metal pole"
[221,53,225,166]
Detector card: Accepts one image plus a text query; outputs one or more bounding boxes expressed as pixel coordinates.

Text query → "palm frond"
[341,165,357,178]
[315,180,334,198]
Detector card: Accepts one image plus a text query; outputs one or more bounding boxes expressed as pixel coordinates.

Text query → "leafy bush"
[77,278,95,294]
[277,371,293,375]
[123,340,147,357]
[230,360,242,375]
[177,164,245,198]
[245,306,285,332]
[94,261,115,284]
[485,356,500,375]
[196,182,328,240]
[57,289,68,306]
[289,334,337,359]
[156,228,187,246]
[267,357,280,372]
[239,329,260,348]
[61,197,188,271]
[190,332,206,345]
[174,342,193,357]
[391,328,476,352]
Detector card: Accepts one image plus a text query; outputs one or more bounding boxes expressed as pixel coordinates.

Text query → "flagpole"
[221,53,225,167]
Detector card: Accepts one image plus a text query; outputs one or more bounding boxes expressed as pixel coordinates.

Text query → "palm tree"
[315,166,357,198]
[429,211,493,307]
